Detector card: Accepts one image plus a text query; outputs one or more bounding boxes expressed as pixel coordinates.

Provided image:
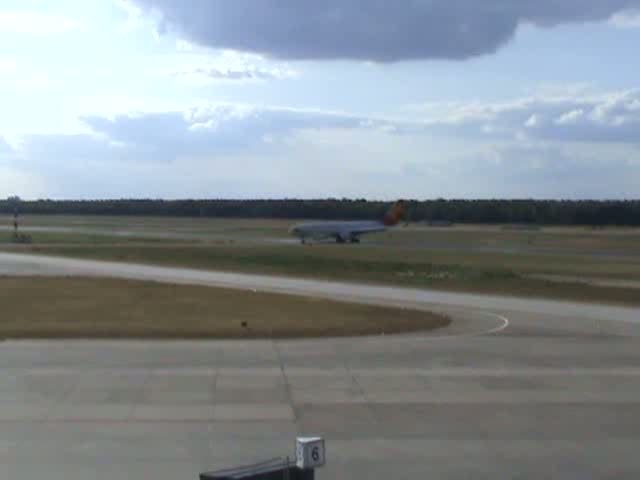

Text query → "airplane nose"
[288,226,299,235]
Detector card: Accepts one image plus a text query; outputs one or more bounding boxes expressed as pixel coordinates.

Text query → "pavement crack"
[273,339,298,424]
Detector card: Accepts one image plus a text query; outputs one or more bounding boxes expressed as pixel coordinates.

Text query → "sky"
[1,0,639,200]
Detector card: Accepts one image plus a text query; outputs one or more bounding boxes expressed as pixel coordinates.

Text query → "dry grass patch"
[0,276,450,339]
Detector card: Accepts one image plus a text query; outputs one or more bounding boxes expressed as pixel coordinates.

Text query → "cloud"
[169,49,299,84]
[4,106,378,197]
[171,65,296,82]
[6,102,640,199]
[0,136,13,153]
[7,89,640,199]
[14,88,640,173]
[0,167,48,198]
[609,9,640,27]
[10,86,640,189]
[0,136,17,163]
[8,104,420,198]
[554,109,585,125]
[70,105,393,161]
[525,114,541,128]
[113,0,163,34]
[410,88,640,143]
[131,0,640,61]
[0,137,46,198]
[21,134,118,163]
[403,143,640,199]
[113,0,142,30]
[0,11,83,34]
[176,39,194,51]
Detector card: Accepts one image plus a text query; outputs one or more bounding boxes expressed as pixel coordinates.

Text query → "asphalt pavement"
[0,252,639,480]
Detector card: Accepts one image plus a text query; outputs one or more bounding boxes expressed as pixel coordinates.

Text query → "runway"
[1,252,639,479]
[7,223,640,259]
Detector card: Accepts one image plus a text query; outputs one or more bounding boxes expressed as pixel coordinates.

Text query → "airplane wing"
[347,224,386,235]
[335,222,386,242]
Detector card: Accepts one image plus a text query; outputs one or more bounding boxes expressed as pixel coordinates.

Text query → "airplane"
[288,200,407,244]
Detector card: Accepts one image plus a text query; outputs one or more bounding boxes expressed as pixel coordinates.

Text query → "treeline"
[1,198,639,226]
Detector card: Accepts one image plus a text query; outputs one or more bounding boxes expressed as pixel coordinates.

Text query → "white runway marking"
[478,313,510,336]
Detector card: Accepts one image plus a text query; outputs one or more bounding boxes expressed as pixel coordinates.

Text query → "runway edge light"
[296,436,325,470]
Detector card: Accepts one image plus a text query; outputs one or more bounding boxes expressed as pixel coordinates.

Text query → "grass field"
[2,215,639,306]
[0,277,449,339]
[376,227,640,256]
[1,214,290,240]
[0,230,183,245]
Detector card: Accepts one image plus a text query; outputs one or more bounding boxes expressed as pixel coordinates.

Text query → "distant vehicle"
[289,200,407,244]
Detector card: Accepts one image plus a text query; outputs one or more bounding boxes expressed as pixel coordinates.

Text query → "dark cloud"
[132,0,640,61]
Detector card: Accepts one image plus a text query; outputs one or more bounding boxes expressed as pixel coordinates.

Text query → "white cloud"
[169,48,299,84]
[176,39,194,51]
[5,91,640,199]
[0,11,83,34]
[409,88,640,143]
[402,143,640,199]
[4,137,638,200]
[11,88,640,174]
[525,114,541,128]
[0,136,14,155]
[555,109,585,125]
[610,9,640,28]
[112,0,155,32]
[71,104,382,161]
[171,64,298,83]
[0,167,47,198]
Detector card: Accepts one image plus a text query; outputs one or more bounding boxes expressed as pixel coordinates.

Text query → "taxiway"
[0,252,638,479]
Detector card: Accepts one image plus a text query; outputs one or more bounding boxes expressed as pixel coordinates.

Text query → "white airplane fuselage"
[289,220,386,243]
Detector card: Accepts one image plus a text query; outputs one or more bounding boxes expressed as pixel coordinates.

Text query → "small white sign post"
[296,437,325,470]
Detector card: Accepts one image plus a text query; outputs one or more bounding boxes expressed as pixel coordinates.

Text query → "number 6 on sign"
[296,437,326,469]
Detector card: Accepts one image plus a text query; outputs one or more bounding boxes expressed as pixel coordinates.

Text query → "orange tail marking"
[383,200,407,226]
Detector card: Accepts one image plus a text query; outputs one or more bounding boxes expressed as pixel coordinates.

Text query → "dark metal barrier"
[200,458,314,480]
[200,437,325,480]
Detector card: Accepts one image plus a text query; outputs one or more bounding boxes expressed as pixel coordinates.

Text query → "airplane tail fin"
[383,200,408,227]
